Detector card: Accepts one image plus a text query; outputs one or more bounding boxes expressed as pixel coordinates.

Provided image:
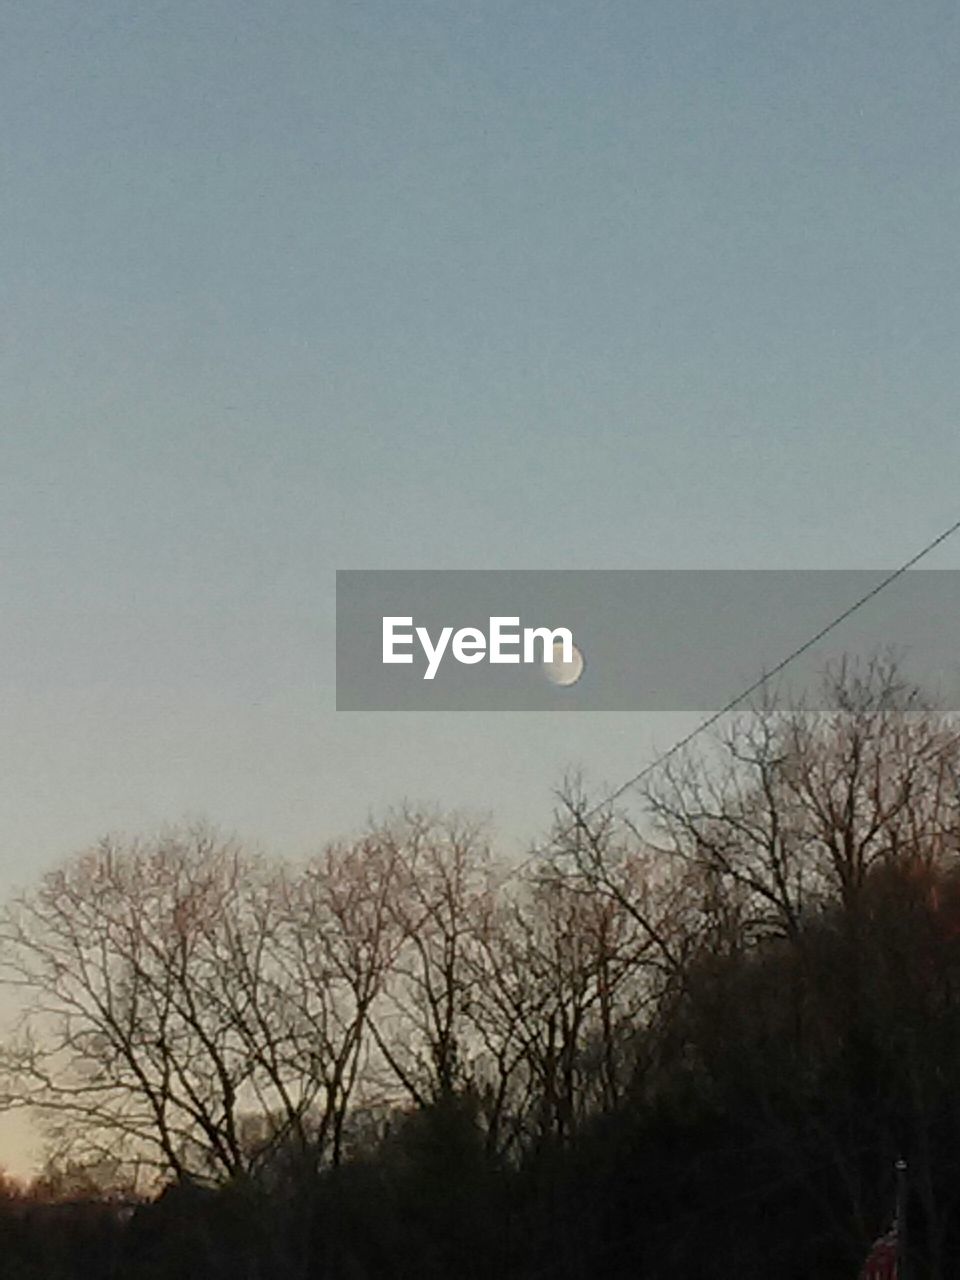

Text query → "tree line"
[2,656,960,1277]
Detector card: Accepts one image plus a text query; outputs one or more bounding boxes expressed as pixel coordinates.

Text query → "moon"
[543,640,585,687]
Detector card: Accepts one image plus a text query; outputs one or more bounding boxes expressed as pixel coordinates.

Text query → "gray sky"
[3,0,960,892]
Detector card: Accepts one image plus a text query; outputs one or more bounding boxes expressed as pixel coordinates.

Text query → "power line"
[593,513,960,812]
[503,512,960,884]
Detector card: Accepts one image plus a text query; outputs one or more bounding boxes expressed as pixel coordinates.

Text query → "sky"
[2,1,960,913]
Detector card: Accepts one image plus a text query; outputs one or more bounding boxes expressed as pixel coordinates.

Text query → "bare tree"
[252,834,406,1168]
[464,855,667,1153]
[366,810,493,1107]
[0,823,420,1184]
[642,657,960,938]
[0,827,260,1181]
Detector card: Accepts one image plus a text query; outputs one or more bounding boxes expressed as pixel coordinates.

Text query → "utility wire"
[503,512,960,884]
[594,514,960,813]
